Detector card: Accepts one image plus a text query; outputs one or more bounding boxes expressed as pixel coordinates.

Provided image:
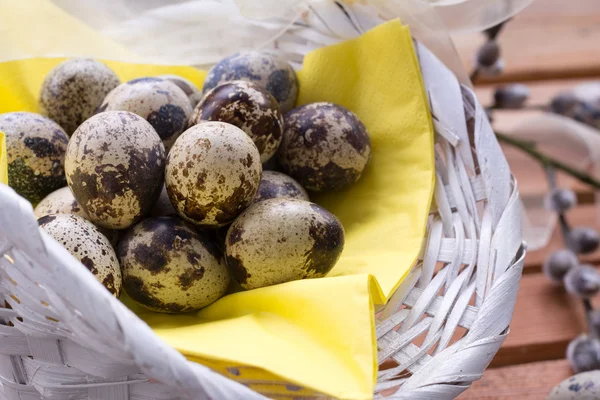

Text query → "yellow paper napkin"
[0,1,434,397]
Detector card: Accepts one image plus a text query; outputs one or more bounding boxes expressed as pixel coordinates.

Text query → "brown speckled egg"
[225,198,344,289]
[34,186,121,248]
[203,51,298,113]
[117,216,229,313]
[0,112,68,204]
[165,122,261,227]
[159,74,201,107]
[278,102,371,192]
[65,111,165,230]
[98,77,193,151]
[252,171,309,204]
[150,184,178,217]
[190,81,283,163]
[39,59,120,135]
[38,214,122,296]
[34,186,87,219]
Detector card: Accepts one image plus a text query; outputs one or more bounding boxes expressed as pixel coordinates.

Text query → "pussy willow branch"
[470,21,508,82]
[545,166,598,339]
[495,131,600,190]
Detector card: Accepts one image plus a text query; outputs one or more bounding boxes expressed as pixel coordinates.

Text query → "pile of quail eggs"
[2,52,371,313]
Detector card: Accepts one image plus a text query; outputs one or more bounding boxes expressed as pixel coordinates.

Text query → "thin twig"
[583,299,598,339]
[545,167,572,239]
[469,68,480,83]
[495,131,600,189]
[545,167,598,338]
[488,104,549,112]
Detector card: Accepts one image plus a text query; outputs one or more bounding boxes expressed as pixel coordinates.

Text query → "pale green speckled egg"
[117,216,229,313]
[225,198,344,290]
[38,214,122,296]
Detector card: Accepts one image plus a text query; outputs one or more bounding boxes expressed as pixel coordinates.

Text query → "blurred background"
[452,0,600,397]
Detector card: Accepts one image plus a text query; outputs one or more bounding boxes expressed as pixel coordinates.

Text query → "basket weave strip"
[0,9,523,400]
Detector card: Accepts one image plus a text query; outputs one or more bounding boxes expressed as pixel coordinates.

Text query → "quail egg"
[65,111,165,230]
[117,216,230,313]
[39,58,120,135]
[34,186,87,219]
[0,112,69,204]
[225,198,344,289]
[159,74,201,107]
[38,214,122,296]
[203,51,298,113]
[278,102,371,192]
[548,371,600,399]
[165,122,261,227]
[98,77,193,151]
[190,80,283,162]
[34,186,121,248]
[252,171,309,204]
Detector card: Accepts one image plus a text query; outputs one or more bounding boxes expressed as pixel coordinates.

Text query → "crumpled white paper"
[232,0,533,32]
[50,0,531,75]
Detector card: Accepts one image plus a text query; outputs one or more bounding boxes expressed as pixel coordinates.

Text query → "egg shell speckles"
[0,112,68,204]
[34,186,88,219]
[39,59,120,135]
[203,51,299,114]
[225,198,344,289]
[252,171,309,204]
[38,214,122,296]
[117,216,229,313]
[548,371,600,399]
[34,186,121,248]
[277,102,371,192]
[65,111,165,230]
[165,122,262,227]
[99,77,193,151]
[190,80,283,163]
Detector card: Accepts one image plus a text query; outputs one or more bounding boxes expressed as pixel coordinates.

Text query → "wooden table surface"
[450,0,600,398]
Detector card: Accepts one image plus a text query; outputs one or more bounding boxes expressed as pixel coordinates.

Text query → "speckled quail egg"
[34,186,121,248]
[150,184,178,217]
[117,216,230,313]
[159,74,201,107]
[0,112,69,204]
[34,186,87,219]
[548,371,600,399]
[98,77,193,151]
[65,111,165,230]
[165,122,261,227]
[39,58,120,135]
[189,81,283,163]
[38,214,122,296]
[278,102,371,192]
[225,198,344,289]
[252,171,309,204]
[203,51,298,113]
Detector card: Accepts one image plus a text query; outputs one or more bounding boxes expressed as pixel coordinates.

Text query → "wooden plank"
[458,359,572,399]
[490,272,599,367]
[453,0,600,83]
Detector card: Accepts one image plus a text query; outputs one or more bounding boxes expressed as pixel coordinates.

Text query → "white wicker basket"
[0,3,525,400]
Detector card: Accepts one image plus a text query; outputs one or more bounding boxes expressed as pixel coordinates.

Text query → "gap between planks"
[490,272,600,368]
